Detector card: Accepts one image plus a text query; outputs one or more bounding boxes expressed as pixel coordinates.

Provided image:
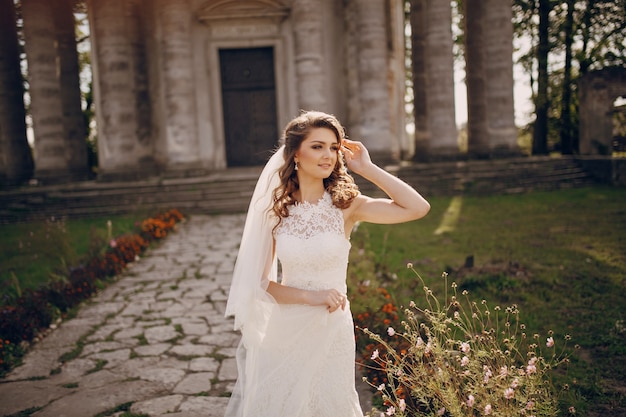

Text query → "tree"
[515,0,626,155]
[559,0,575,154]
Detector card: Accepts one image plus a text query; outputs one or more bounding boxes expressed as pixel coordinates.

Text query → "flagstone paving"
[0,214,244,417]
[0,213,373,417]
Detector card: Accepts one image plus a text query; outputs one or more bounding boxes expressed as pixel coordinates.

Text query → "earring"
[294,161,299,171]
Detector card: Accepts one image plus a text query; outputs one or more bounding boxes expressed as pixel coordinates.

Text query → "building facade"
[1,0,518,185]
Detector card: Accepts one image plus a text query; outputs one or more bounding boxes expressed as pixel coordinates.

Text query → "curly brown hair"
[271,111,360,226]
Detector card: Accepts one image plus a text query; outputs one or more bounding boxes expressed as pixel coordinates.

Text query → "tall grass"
[348,186,626,416]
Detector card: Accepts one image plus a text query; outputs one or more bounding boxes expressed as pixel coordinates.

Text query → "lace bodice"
[274,192,351,293]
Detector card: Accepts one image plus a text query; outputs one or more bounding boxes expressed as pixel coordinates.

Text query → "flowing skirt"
[225,302,364,417]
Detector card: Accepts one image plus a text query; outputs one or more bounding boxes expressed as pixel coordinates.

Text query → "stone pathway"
[0,214,245,417]
[0,213,374,417]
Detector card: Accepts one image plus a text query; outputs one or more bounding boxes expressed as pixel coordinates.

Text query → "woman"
[224,111,430,417]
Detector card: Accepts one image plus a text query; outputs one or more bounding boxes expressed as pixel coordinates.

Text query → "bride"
[224,111,430,417]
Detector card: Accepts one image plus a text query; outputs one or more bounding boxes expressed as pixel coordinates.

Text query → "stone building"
[578,67,626,155]
[0,0,518,185]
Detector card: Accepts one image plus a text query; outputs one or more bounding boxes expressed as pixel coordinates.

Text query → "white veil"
[224,146,284,417]
[225,145,284,338]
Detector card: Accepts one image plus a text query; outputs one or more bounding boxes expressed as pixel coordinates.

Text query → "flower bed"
[0,209,184,377]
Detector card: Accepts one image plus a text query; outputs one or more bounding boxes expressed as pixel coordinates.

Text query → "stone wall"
[579,67,626,155]
[575,156,626,186]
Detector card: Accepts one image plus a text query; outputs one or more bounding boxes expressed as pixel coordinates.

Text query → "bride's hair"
[271,110,360,224]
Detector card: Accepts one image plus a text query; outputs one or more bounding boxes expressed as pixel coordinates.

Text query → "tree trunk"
[578,0,595,76]
[560,0,575,154]
[532,0,550,155]
[0,0,34,185]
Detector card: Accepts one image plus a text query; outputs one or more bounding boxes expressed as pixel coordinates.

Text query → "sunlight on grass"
[434,195,463,235]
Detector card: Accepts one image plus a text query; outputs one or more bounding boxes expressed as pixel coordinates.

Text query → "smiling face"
[294,128,341,180]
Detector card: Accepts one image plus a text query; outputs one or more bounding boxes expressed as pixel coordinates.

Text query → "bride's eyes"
[311,144,340,152]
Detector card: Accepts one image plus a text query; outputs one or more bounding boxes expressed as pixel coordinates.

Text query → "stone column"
[0,0,34,185]
[54,0,89,177]
[291,0,328,110]
[22,0,69,182]
[464,0,489,157]
[484,0,517,155]
[88,0,155,179]
[128,0,152,150]
[465,0,518,157]
[410,0,458,161]
[157,0,200,169]
[354,0,392,161]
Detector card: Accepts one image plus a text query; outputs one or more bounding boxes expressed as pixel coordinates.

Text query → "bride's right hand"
[309,289,346,313]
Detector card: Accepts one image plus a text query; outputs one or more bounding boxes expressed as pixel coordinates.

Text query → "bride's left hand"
[341,138,374,175]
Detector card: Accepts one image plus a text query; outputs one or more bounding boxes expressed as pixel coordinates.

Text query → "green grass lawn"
[0,214,143,303]
[348,186,626,416]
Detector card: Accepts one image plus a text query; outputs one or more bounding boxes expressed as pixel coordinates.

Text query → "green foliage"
[512,0,626,153]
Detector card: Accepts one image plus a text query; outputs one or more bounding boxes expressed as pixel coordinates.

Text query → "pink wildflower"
[461,356,470,367]
[504,388,515,399]
[467,395,475,407]
[386,406,396,415]
[437,408,446,415]
[461,341,470,353]
[109,239,117,248]
[371,349,379,360]
[546,337,555,347]
[387,327,395,336]
[399,399,406,411]
[377,383,385,391]
[483,365,493,383]
[484,404,492,415]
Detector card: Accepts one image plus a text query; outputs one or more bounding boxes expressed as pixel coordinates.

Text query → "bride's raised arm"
[342,138,430,225]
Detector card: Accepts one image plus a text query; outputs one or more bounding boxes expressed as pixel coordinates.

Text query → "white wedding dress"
[228,191,364,417]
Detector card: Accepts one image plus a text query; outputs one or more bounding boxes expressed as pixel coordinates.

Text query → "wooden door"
[219,47,278,166]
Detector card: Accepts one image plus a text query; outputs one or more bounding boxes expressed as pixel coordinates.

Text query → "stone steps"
[0,156,597,223]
